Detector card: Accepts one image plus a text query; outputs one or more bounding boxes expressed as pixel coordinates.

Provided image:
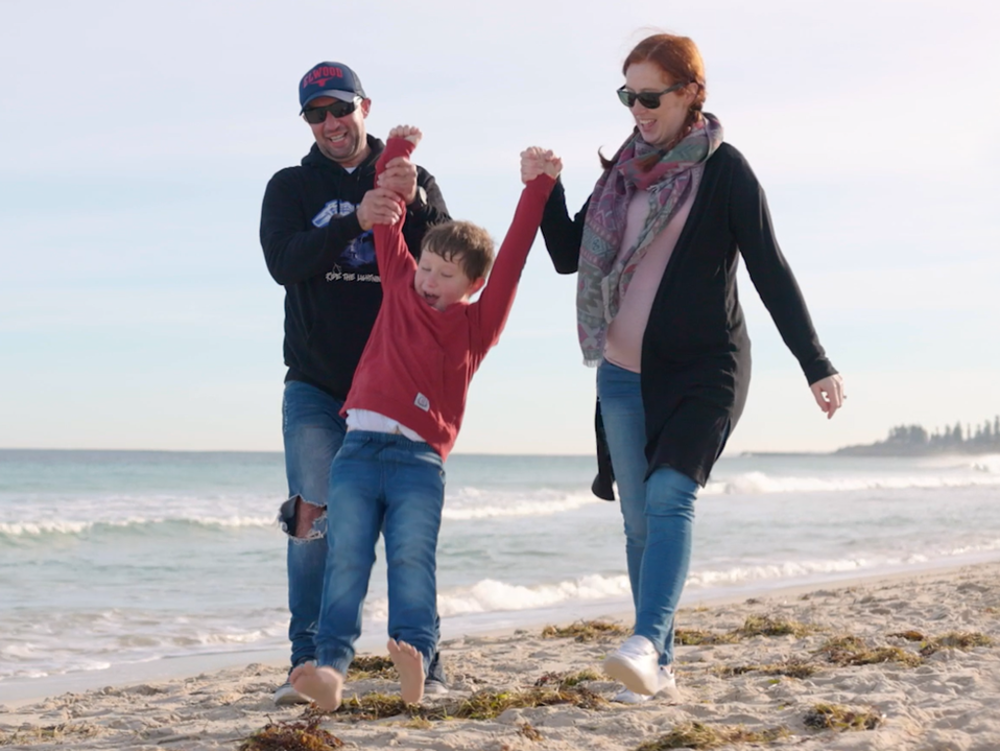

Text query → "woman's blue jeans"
[597,360,699,666]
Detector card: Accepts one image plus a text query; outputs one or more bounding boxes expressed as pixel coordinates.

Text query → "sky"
[1,0,998,455]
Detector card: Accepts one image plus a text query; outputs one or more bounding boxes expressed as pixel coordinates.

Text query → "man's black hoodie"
[260,136,449,401]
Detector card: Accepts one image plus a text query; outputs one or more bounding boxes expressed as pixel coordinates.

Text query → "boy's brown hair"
[420,221,495,281]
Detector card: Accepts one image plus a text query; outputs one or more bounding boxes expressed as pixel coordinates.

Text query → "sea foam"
[365,574,632,621]
[0,515,276,540]
[443,492,597,520]
[703,470,1000,496]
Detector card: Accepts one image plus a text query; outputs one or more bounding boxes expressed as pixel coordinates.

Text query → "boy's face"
[414,251,485,312]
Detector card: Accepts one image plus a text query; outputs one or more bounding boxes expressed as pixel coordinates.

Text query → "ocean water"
[2,449,999,693]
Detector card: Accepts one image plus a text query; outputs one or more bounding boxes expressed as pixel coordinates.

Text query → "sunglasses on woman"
[616,82,687,109]
[302,99,359,124]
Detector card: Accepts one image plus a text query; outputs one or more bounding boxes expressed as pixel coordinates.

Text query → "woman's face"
[622,60,697,148]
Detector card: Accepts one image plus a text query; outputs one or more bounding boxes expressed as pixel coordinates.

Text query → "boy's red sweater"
[342,137,555,459]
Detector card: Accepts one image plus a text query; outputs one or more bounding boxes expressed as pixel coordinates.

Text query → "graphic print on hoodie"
[313,198,376,270]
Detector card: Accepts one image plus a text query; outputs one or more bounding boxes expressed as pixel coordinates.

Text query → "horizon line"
[0,446,834,457]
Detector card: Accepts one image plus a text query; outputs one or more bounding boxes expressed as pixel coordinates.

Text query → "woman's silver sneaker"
[612,665,682,704]
[604,635,662,696]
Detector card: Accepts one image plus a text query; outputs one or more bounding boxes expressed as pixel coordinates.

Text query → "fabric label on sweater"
[414,393,430,412]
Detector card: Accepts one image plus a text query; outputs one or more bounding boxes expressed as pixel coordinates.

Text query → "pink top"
[605,165,703,373]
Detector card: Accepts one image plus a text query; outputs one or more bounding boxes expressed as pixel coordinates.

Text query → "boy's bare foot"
[387,638,425,704]
[289,662,344,711]
[388,125,422,146]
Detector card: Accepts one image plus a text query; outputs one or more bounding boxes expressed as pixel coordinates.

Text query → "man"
[259,61,450,705]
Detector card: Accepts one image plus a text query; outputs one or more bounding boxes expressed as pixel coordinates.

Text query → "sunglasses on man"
[616,82,688,110]
[302,98,359,124]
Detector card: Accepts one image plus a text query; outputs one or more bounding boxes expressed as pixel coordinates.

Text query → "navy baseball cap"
[299,62,367,113]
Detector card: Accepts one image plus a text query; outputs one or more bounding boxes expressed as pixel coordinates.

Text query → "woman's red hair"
[601,33,707,170]
[623,34,706,112]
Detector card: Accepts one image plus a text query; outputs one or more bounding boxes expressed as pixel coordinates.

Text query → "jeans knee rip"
[278,494,326,541]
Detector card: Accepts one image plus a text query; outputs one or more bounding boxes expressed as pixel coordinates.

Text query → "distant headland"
[836,416,1000,456]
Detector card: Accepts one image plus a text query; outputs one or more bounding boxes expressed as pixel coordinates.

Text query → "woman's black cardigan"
[541,142,837,496]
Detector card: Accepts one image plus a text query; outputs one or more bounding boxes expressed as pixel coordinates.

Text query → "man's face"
[304,96,371,168]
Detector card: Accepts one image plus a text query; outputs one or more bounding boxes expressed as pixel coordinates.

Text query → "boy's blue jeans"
[315,430,445,677]
[597,360,700,666]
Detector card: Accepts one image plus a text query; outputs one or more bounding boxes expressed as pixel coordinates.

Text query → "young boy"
[291,126,561,710]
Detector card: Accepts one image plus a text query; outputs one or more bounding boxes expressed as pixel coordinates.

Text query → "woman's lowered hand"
[810,374,845,420]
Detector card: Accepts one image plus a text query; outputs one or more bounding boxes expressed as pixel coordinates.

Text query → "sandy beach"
[2,560,998,751]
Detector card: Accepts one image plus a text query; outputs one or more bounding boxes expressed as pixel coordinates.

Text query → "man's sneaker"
[612,665,682,704]
[273,660,315,706]
[423,650,449,695]
[273,679,311,706]
[604,635,661,695]
[423,676,449,696]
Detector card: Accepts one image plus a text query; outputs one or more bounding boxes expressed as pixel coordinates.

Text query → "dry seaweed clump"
[676,616,813,645]
[674,628,739,646]
[735,614,815,638]
[0,722,101,746]
[323,693,410,722]
[715,659,818,679]
[804,703,884,731]
[635,721,789,750]
[320,686,607,724]
[518,722,544,741]
[815,635,922,667]
[889,630,925,642]
[398,717,434,730]
[347,654,397,680]
[920,631,995,656]
[541,620,630,642]
[534,668,603,688]
[542,614,817,647]
[434,686,607,720]
[239,718,344,750]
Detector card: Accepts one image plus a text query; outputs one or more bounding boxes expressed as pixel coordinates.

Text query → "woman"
[528,33,844,703]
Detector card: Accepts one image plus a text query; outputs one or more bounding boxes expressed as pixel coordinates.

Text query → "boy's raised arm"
[372,127,422,284]
[474,148,561,347]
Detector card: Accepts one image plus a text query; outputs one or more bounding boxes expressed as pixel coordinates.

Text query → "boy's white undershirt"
[346,409,426,443]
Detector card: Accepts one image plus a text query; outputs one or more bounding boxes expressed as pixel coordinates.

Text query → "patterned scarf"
[577,113,724,365]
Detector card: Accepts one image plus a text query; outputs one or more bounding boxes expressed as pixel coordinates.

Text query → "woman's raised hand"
[520,147,561,183]
[542,153,563,180]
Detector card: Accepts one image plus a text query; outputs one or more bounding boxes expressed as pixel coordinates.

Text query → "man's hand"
[378,156,418,204]
[810,374,846,420]
[356,187,404,230]
[520,147,562,183]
